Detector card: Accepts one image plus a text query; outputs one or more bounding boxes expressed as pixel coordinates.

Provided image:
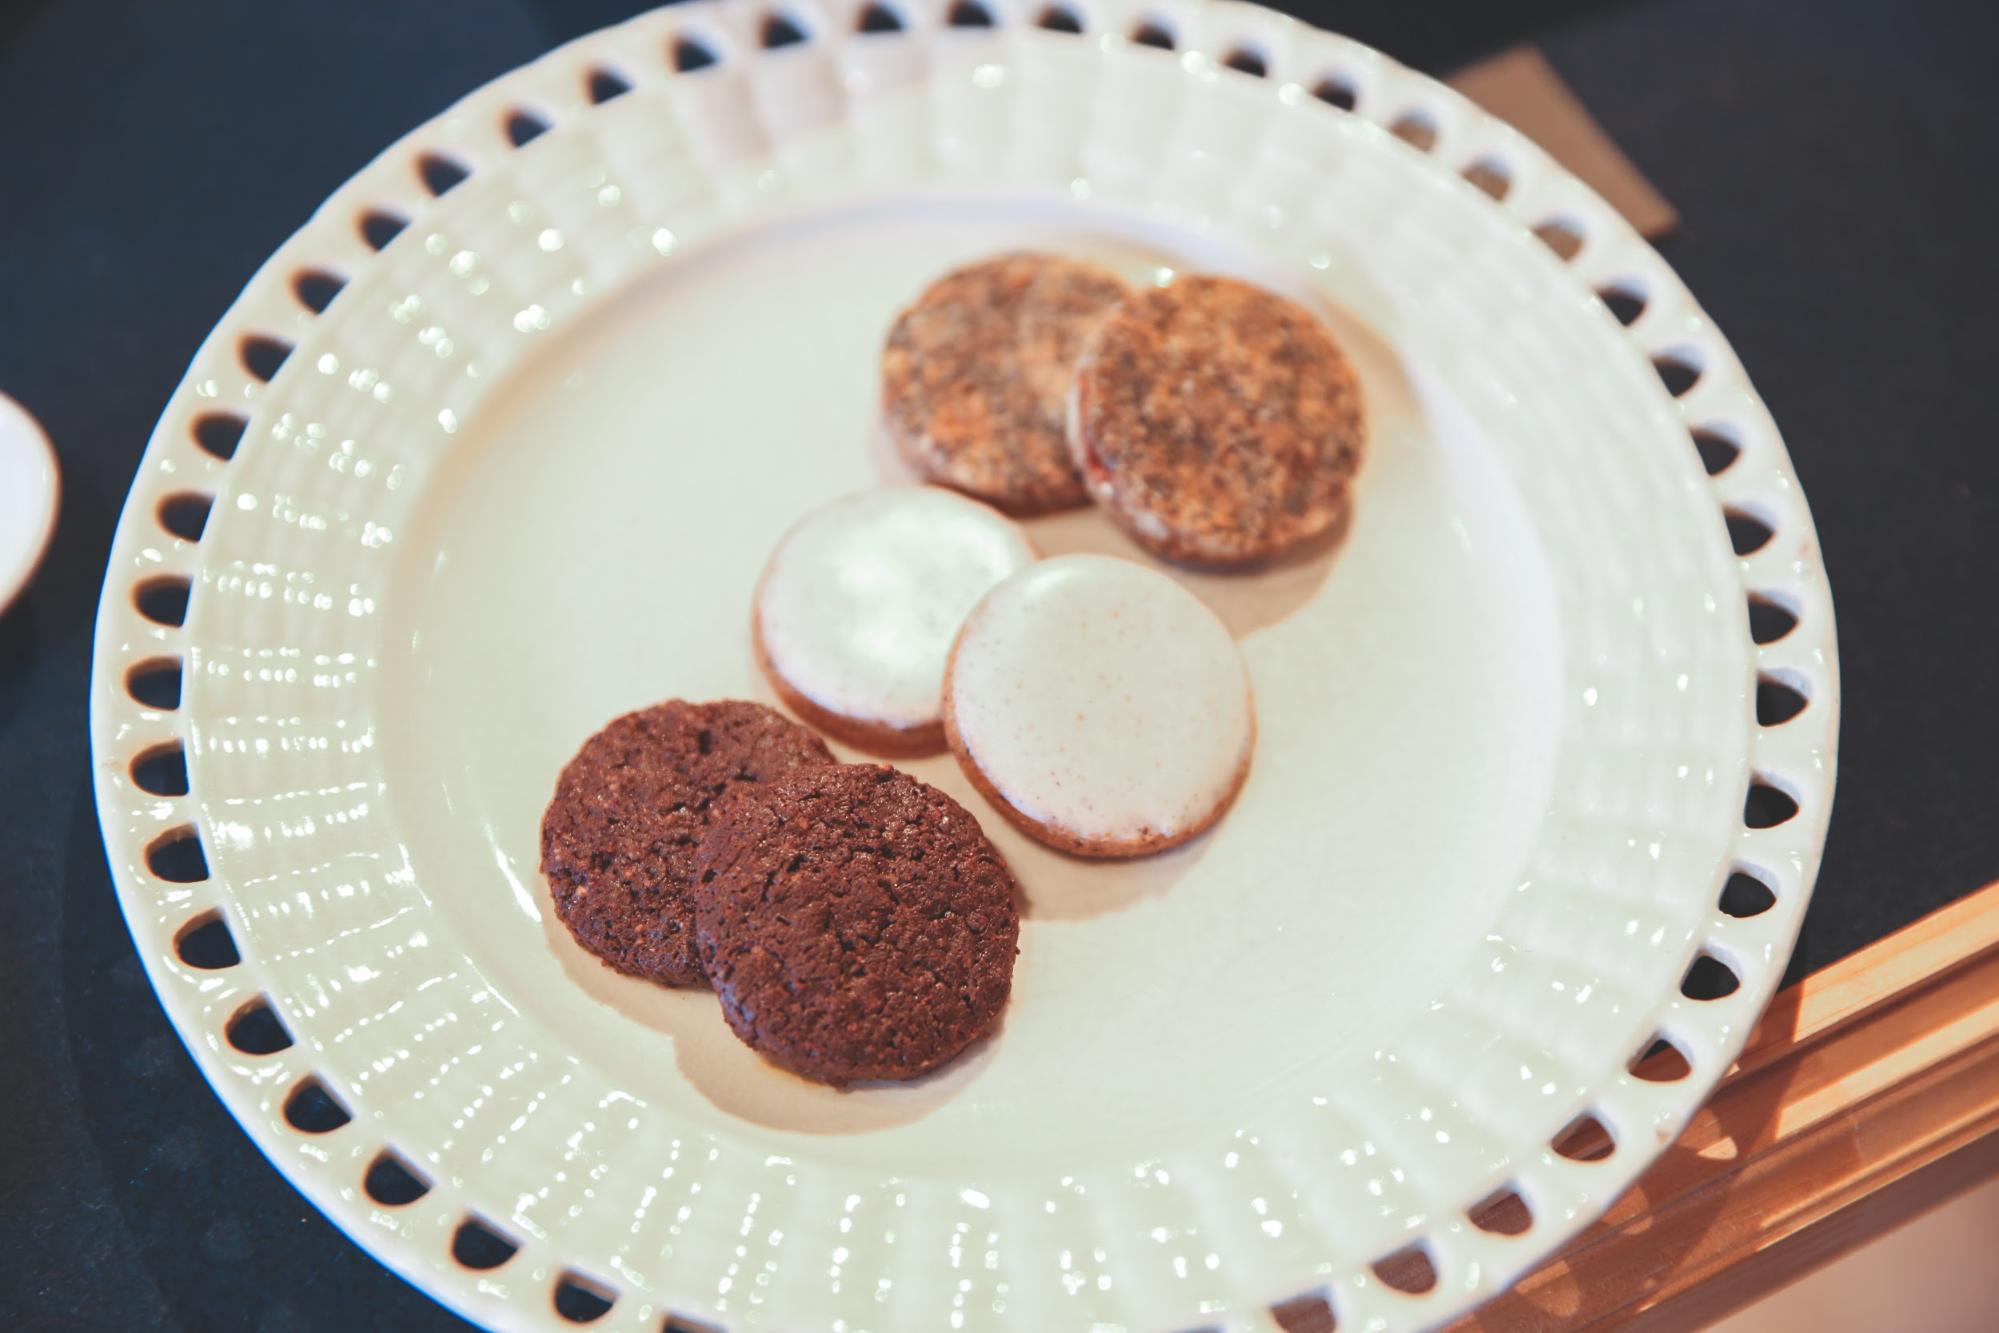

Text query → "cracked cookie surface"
[695,764,1019,1085]
[541,700,835,987]
[1070,274,1365,565]
[882,252,1128,514]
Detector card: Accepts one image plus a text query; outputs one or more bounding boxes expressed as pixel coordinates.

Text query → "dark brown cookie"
[540,700,835,987]
[694,764,1019,1086]
[882,253,1129,515]
[1069,274,1365,566]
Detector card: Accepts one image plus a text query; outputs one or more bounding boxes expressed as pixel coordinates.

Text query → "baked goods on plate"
[1069,274,1365,566]
[753,487,1036,756]
[540,700,835,987]
[882,252,1129,515]
[695,764,1020,1086]
[944,553,1255,857]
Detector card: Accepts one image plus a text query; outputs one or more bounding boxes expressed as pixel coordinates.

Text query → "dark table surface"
[3,0,1996,1328]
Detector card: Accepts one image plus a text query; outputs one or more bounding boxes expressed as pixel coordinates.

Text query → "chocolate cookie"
[1068,274,1365,565]
[695,764,1020,1085]
[882,253,1129,515]
[540,700,835,987]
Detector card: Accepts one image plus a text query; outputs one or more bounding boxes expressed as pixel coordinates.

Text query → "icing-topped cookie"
[755,488,1037,755]
[882,253,1130,514]
[943,554,1255,857]
[1068,274,1365,566]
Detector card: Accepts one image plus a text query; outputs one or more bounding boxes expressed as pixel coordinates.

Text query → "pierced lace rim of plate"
[87,1,1839,1329]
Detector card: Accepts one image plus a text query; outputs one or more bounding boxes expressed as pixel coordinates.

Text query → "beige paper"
[1448,45,1678,240]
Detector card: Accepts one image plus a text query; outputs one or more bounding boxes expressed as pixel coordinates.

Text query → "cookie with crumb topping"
[882,253,1129,515]
[1068,275,1364,566]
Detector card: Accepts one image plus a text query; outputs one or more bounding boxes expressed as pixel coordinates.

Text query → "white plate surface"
[89,3,1838,1330]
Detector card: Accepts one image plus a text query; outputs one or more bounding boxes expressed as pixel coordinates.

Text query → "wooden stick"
[1448,881,1999,1331]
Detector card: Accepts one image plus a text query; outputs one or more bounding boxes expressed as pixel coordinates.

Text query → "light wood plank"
[1447,881,1999,1331]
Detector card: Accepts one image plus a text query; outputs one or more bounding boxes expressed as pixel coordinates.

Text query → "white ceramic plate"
[0,392,60,614]
[89,2,1838,1329]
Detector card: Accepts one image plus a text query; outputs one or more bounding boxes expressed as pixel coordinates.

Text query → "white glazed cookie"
[943,553,1255,857]
[754,487,1037,755]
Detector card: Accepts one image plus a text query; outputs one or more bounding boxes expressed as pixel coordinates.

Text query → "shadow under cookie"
[544,913,1004,1134]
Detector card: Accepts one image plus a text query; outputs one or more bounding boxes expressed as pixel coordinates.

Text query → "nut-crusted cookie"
[695,764,1020,1086]
[882,253,1129,515]
[1068,275,1365,565]
[541,700,835,987]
